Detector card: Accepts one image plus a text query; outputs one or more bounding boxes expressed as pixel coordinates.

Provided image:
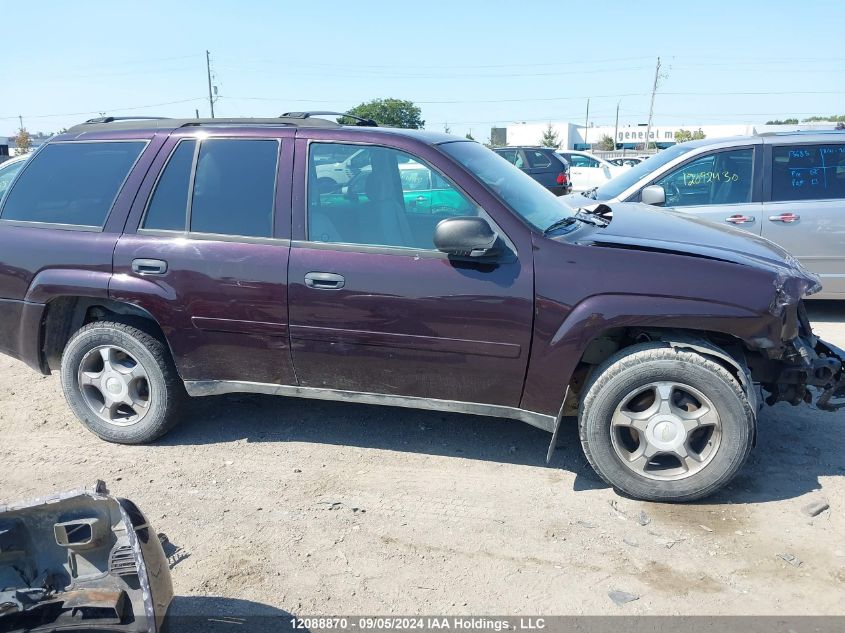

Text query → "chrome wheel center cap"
[105,376,123,395]
[646,415,685,450]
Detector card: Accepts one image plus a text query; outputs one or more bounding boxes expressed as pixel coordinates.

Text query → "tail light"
[556,172,568,185]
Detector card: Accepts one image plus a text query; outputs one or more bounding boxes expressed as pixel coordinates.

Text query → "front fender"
[519,293,780,416]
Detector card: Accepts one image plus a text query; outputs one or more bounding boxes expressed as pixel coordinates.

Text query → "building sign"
[617,128,676,141]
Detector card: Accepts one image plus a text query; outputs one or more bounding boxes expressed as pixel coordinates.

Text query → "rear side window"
[771,144,845,201]
[142,138,279,238]
[191,139,278,237]
[526,150,552,168]
[143,140,196,231]
[0,141,145,227]
[569,154,600,168]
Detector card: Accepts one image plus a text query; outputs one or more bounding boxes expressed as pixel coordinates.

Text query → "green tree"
[597,134,615,151]
[14,127,32,154]
[674,128,706,143]
[765,118,799,125]
[341,98,424,129]
[443,122,451,134]
[539,123,560,148]
[802,114,845,122]
[465,131,475,141]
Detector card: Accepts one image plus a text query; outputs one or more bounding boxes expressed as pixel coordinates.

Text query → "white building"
[498,121,838,151]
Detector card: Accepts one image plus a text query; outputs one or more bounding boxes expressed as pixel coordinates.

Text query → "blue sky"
[3,0,844,137]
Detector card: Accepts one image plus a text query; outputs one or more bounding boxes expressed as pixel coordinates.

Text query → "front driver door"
[288,137,534,407]
[646,146,763,234]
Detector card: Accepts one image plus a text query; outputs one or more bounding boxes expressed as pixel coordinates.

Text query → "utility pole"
[206,50,215,118]
[584,98,590,149]
[18,115,23,131]
[613,101,620,153]
[643,57,661,151]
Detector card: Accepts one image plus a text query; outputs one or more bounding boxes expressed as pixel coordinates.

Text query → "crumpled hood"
[571,202,818,286]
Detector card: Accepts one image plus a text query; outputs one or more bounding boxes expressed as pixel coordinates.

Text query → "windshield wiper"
[544,210,608,235]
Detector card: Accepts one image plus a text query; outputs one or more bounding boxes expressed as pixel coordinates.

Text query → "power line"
[0,98,206,121]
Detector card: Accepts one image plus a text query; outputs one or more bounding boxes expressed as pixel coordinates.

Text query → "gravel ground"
[1,301,844,618]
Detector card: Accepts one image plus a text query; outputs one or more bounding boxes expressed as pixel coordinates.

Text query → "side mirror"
[434,216,499,258]
[641,184,666,206]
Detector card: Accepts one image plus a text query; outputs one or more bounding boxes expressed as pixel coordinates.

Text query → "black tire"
[579,342,754,502]
[60,321,185,444]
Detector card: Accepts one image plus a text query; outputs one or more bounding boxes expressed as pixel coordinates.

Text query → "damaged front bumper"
[762,311,845,412]
[0,481,172,633]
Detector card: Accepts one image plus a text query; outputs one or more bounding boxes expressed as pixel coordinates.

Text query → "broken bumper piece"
[0,481,172,633]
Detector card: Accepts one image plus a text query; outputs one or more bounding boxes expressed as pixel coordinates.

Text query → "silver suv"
[568,131,845,299]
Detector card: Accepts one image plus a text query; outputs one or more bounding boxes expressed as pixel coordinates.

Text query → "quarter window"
[0,141,146,227]
[771,144,845,201]
[308,143,478,249]
[654,148,753,207]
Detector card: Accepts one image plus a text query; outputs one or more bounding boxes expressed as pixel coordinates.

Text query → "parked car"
[556,150,625,192]
[492,146,571,195]
[0,115,842,502]
[0,154,29,199]
[566,130,845,299]
[608,156,644,168]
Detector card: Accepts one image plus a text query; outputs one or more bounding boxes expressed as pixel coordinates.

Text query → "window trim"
[303,139,515,256]
[765,142,845,203]
[0,139,149,232]
[139,137,281,240]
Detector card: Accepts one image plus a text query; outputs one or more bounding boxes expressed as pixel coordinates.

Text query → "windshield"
[440,141,572,231]
[591,143,697,201]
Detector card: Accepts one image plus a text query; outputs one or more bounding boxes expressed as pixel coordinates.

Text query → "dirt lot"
[1,302,844,618]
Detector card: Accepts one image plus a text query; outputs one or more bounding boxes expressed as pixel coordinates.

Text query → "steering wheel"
[666,182,682,206]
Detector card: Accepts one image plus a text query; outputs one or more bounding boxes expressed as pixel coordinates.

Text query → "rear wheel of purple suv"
[579,342,755,502]
[60,321,184,444]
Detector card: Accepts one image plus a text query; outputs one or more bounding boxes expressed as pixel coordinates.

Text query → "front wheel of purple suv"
[60,321,184,444]
[579,342,755,502]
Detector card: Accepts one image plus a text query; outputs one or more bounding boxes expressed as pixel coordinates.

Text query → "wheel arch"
[41,297,176,375]
[521,293,775,417]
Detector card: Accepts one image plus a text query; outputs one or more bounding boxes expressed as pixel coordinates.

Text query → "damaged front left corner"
[0,481,172,632]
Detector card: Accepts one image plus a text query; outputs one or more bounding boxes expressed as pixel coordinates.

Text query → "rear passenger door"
[762,141,845,298]
[111,129,298,387]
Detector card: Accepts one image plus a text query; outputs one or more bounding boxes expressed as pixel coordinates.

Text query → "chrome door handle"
[131,258,168,275]
[768,213,800,223]
[725,214,755,224]
[304,272,345,290]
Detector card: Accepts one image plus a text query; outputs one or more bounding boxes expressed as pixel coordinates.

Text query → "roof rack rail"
[281,111,378,127]
[757,128,845,137]
[84,116,171,124]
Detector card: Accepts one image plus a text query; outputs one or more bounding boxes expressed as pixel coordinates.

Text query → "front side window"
[654,148,753,207]
[771,144,845,201]
[142,138,278,238]
[308,143,478,248]
[441,141,574,231]
[1,141,146,227]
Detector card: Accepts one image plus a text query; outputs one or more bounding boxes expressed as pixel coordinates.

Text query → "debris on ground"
[637,511,651,526]
[777,553,803,567]
[802,500,830,517]
[608,590,640,606]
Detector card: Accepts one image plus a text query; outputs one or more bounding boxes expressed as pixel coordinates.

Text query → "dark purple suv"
[0,114,842,502]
